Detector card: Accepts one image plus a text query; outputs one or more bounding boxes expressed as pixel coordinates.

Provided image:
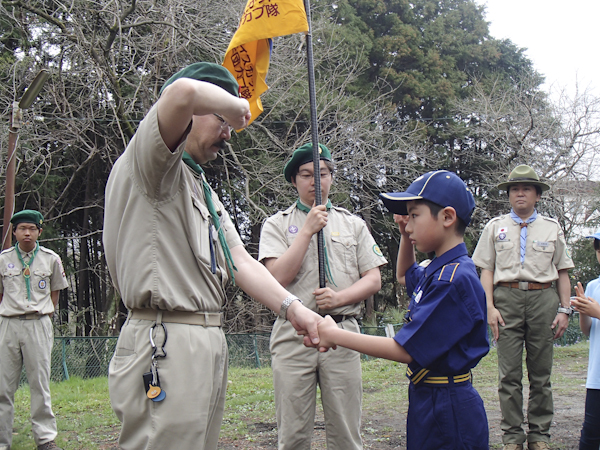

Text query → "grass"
[8,342,591,449]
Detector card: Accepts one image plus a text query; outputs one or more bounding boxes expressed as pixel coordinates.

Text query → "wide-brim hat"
[284,143,332,183]
[159,62,240,97]
[497,165,550,192]
[380,170,476,225]
[11,209,44,227]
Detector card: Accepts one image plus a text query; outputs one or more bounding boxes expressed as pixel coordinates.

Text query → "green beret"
[11,210,44,228]
[284,143,332,183]
[159,62,240,97]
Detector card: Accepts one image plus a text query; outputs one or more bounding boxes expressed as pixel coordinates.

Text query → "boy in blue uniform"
[316,170,490,449]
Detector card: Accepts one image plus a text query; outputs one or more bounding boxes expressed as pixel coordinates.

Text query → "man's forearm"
[556,269,571,308]
[480,269,495,310]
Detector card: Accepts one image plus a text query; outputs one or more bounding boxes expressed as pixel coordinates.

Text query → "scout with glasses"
[259,143,387,450]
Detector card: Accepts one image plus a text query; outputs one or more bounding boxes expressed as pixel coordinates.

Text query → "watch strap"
[279,295,302,320]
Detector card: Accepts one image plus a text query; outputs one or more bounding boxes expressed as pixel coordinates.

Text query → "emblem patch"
[288,225,298,234]
[373,245,383,257]
[414,290,423,304]
[8,263,14,269]
[497,227,507,241]
[38,280,47,290]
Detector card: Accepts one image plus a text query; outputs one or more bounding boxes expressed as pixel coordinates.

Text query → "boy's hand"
[571,281,600,319]
[301,204,328,236]
[393,214,409,236]
[314,287,341,310]
[316,315,338,352]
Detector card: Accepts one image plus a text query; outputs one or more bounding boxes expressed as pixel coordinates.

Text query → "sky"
[475,0,599,99]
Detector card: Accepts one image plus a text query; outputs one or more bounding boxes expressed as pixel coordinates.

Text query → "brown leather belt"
[130,308,223,326]
[497,281,552,291]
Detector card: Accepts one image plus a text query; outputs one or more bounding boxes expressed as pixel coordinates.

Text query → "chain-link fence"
[19,315,586,385]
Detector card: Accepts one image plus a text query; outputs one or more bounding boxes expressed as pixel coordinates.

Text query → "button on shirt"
[0,245,68,316]
[394,243,489,375]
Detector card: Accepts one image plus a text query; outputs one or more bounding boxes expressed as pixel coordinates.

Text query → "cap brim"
[586,233,600,240]
[379,192,423,215]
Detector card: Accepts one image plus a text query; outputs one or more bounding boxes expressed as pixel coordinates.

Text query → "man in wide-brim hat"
[472,165,574,450]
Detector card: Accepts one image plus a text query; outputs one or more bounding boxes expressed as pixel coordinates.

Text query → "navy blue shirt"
[394,243,489,375]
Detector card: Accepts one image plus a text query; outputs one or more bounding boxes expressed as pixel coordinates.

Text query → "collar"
[17,243,37,258]
[510,209,537,224]
[182,151,203,176]
[296,199,332,213]
[424,243,468,278]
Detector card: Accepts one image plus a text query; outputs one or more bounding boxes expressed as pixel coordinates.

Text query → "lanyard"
[15,242,40,302]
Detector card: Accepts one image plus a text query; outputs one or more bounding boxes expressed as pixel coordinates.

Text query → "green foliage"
[571,236,600,289]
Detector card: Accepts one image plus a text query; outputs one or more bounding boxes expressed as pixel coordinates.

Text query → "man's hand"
[301,204,328,237]
[551,312,569,339]
[314,287,341,310]
[488,306,505,342]
[222,97,251,130]
[286,300,322,346]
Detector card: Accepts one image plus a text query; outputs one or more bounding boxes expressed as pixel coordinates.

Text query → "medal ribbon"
[15,242,39,302]
[182,152,237,283]
[295,199,337,287]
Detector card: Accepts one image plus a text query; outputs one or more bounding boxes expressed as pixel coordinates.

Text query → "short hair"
[594,239,600,251]
[291,160,335,182]
[507,184,542,196]
[413,199,467,237]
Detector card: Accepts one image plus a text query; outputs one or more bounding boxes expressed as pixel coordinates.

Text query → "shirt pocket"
[32,269,52,293]
[330,235,358,274]
[1,267,22,296]
[532,240,555,273]
[494,240,516,270]
[191,195,214,268]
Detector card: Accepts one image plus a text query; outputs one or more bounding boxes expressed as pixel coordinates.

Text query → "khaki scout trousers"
[494,286,558,445]
[0,315,57,447]
[270,317,363,450]
[108,316,228,450]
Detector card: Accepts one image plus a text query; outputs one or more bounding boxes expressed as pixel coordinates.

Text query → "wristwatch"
[279,295,302,320]
[557,306,573,316]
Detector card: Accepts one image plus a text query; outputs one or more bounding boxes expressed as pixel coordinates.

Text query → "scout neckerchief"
[295,199,337,287]
[15,242,40,302]
[510,209,537,264]
[182,152,237,283]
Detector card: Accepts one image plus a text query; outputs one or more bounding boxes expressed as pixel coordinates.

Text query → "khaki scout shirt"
[472,213,574,284]
[258,203,387,316]
[0,244,68,316]
[103,104,243,312]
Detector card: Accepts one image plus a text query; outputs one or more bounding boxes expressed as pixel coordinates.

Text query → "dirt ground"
[215,361,587,450]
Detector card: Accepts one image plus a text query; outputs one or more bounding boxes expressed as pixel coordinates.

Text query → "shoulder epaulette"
[330,205,353,216]
[438,262,460,282]
[39,246,60,258]
[280,203,297,216]
[0,247,15,256]
[538,215,560,226]
[487,214,509,225]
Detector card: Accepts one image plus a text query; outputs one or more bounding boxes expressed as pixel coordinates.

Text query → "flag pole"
[303,0,326,289]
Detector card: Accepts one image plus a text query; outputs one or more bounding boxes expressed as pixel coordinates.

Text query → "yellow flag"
[223,0,309,125]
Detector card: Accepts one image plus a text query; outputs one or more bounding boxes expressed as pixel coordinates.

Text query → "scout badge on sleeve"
[143,322,168,402]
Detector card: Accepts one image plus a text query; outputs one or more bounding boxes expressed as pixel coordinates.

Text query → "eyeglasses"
[213,114,234,133]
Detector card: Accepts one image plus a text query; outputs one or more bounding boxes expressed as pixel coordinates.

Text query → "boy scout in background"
[258,143,387,450]
[472,165,574,450]
[316,170,489,449]
[103,63,324,450]
[0,210,68,450]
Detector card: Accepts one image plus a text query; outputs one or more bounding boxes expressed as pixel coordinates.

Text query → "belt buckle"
[518,281,529,290]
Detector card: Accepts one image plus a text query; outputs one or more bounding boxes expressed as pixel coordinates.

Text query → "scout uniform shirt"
[102,104,243,312]
[472,213,574,283]
[258,202,387,315]
[0,244,68,316]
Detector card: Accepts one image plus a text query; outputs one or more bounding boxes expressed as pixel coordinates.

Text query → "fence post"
[253,334,261,369]
[61,338,70,381]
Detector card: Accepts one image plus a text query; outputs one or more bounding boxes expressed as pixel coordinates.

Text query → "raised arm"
[157,78,251,152]
[394,214,415,286]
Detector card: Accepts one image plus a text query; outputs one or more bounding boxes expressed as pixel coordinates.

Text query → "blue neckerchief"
[510,209,537,264]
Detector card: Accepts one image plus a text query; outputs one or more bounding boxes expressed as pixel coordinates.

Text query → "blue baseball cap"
[586,229,600,240]
[379,170,476,225]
